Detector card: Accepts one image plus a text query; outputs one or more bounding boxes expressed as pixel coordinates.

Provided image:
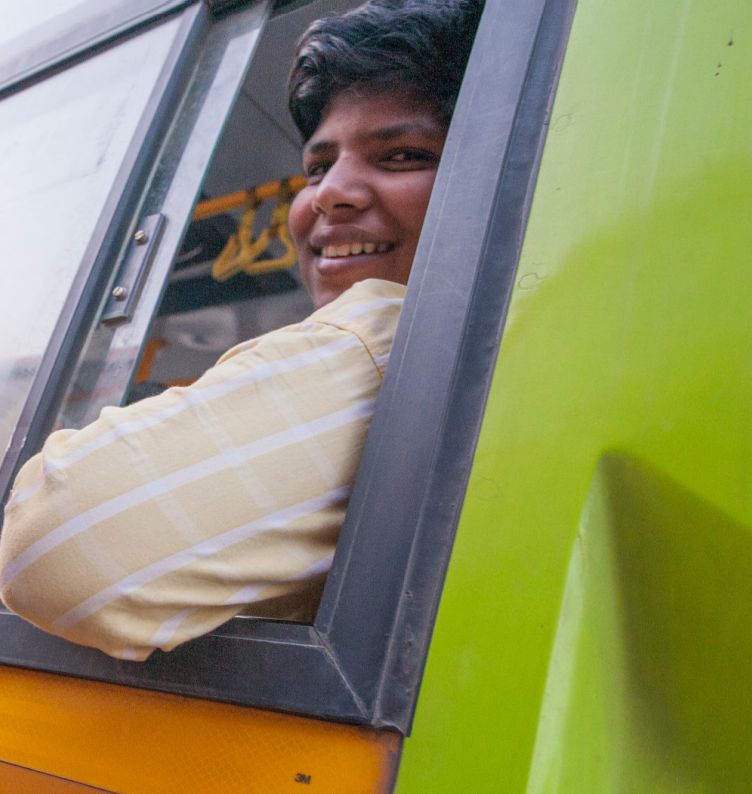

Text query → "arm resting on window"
[0,279,403,661]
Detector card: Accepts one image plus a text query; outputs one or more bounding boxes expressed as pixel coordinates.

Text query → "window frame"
[0,0,197,99]
[0,0,576,735]
[0,0,325,100]
[0,3,213,513]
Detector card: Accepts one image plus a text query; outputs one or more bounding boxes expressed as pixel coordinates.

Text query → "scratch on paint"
[644,0,694,201]
[518,272,548,290]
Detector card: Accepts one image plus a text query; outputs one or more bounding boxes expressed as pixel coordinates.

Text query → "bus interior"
[45,0,359,420]
[126,0,360,401]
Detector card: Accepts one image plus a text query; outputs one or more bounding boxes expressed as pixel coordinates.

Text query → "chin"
[311,285,345,309]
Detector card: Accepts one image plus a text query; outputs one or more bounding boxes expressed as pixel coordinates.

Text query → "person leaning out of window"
[0,0,484,661]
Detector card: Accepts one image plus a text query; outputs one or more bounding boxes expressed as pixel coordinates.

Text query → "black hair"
[287,0,484,142]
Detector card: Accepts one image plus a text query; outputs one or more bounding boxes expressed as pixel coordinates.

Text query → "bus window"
[124,192,316,396]
[0,2,87,47]
[127,0,330,396]
[56,0,357,430]
[0,15,184,467]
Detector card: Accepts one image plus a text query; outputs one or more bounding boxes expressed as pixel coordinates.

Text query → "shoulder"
[305,279,406,376]
[310,278,406,329]
[219,279,406,376]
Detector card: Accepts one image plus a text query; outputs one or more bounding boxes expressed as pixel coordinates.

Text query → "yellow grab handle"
[211,180,297,281]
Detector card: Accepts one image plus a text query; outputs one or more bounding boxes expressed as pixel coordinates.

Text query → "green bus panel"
[399,0,752,791]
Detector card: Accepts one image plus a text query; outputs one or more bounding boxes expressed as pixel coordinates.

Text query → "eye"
[305,161,331,183]
[382,148,440,169]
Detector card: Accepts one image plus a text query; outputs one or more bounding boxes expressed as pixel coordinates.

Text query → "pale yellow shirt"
[0,279,405,661]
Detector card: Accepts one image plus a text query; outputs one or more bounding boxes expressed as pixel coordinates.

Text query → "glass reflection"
[0,17,182,456]
[0,1,88,49]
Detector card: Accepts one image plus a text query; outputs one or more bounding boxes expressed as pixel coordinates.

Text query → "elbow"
[0,570,59,648]
[0,527,149,662]
[0,576,26,622]
[0,505,53,626]
[0,523,30,619]
[0,575,155,662]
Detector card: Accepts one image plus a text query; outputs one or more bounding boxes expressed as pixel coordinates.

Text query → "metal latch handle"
[101,214,166,325]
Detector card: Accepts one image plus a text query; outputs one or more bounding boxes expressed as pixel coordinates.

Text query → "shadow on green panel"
[527,453,752,794]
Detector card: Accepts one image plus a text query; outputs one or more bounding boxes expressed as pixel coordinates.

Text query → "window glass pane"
[0,1,87,48]
[0,16,182,454]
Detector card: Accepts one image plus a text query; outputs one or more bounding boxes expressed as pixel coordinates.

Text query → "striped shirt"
[0,279,405,661]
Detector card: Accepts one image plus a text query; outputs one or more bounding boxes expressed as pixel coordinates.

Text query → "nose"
[313,155,373,216]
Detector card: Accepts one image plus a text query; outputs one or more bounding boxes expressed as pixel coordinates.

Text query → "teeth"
[321,242,388,258]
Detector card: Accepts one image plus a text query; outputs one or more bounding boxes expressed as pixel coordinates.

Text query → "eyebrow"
[304,122,444,155]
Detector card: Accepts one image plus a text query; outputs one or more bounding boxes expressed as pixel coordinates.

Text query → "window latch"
[101,214,166,325]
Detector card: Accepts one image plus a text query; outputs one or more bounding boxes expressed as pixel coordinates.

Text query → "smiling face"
[289,90,446,308]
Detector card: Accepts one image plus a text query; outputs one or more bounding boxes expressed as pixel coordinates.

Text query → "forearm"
[0,322,381,660]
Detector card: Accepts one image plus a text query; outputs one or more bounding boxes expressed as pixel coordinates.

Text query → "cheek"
[288,191,316,288]
[389,174,437,240]
[288,190,315,251]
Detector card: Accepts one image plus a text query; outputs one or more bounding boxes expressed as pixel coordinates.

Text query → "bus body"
[0,0,750,791]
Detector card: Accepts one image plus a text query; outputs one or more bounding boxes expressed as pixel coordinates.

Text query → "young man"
[0,0,483,660]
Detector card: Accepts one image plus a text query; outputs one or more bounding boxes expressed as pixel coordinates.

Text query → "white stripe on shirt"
[53,490,348,631]
[137,552,336,655]
[332,297,403,325]
[7,334,364,510]
[0,400,374,588]
[222,551,334,607]
[137,607,196,655]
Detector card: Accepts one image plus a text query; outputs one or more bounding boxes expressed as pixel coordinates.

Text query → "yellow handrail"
[192,175,307,221]
[211,178,299,281]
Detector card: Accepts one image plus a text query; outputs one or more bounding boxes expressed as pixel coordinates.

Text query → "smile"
[319,242,393,258]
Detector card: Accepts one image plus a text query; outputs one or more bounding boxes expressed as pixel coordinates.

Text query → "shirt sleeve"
[0,290,399,661]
